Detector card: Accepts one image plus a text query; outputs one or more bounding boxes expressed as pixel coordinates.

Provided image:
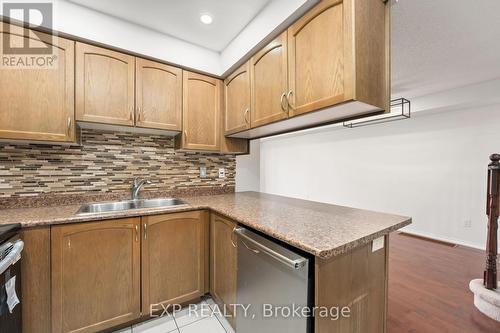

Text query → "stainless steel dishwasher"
[235,227,312,333]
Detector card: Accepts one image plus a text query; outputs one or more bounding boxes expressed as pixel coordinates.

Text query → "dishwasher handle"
[235,228,307,270]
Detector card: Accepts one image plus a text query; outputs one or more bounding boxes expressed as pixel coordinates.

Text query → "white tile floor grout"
[113,297,235,333]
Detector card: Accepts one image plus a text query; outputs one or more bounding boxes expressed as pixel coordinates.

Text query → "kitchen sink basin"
[76,198,187,214]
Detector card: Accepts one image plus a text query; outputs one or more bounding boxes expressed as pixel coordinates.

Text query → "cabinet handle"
[137,107,141,122]
[230,227,237,248]
[280,92,287,112]
[286,90,294,109]
[135,225,139,242]
[184,130,188,141]
[130,108,134,122]
[244,108,250,125]
[144,223,147,240]
[66,117,72,135]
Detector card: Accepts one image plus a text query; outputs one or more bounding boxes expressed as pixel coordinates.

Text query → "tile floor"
[114,297,235,333]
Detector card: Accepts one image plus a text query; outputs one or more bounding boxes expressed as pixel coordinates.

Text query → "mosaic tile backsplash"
[0,129,236,198]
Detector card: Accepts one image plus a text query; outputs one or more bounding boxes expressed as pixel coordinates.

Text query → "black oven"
[0,224,22,333]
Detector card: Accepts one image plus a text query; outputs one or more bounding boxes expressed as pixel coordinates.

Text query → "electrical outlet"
[218,168,225,178]
[464,219,472,228]
[199,166,207,178]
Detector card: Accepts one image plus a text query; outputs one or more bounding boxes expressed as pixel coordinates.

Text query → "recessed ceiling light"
[200,14,213,25]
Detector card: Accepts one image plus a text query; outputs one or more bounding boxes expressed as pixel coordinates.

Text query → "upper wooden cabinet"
[135,58,182,131]
[51,218,141,333]
[141,211,209,312]
[227,0,390,139]
[250,31,289,128]
[0,24,75,142]
[76,43,135,126]
[179,71,221,151]
[210,214,237,326]
[287,0,345,116]
[224,62,251,135]
[287,0,388,117]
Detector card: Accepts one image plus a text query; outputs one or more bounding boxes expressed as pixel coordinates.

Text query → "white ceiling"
[391,0,500,98]
[65,0,500,99]
[68,0,271,51]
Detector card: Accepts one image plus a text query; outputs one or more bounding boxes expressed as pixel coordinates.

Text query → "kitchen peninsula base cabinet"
[315,236,389,333]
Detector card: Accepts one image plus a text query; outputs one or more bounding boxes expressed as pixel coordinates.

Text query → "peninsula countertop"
[0,191,411,259]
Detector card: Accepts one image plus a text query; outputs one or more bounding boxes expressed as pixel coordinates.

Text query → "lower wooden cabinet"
[141,211,209,313]
[21,227,52,333]
[210,214,237,326]
[51,218,141,333]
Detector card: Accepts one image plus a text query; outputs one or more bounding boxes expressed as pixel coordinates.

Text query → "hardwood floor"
[388,232,500,332]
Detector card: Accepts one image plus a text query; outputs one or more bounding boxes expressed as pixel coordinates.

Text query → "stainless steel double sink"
[76,198,187,215]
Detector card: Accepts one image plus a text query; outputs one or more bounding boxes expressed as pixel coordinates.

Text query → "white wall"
[236,141,260,192]
[1,0,222,74]
[239,80,500,250]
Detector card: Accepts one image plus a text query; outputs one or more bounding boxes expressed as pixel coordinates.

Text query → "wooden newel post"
[484,154,500,290]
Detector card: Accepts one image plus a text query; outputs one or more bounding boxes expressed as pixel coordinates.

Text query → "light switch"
[218,168,225,178]
[200,166,207,178]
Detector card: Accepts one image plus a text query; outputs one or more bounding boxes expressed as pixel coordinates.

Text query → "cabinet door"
[250,31,288,128]
[51,218,141,333]
[0,24,74,142]
[181,71,221,151]
[210,215,237,323]
[76,42,135,126]
[287,0,346,116]
[224,62,250,135]
[142,211,209,312]
[136,58,182,131]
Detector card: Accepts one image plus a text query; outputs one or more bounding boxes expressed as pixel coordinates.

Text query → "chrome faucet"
[131,178,152,200]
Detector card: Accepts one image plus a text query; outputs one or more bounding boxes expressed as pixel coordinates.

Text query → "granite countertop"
[0,191,411,259]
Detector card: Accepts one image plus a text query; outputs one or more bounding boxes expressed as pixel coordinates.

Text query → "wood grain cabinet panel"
[250,31,288,128]
[51,218,141,333]
[76,42,135,126]
[315,236,388,333]
[0,24,75,142]
[179,71,221,151]
[21,227,52,333]
[210,215,237,327]
[141,211,209,313]
[224,62,251,135]
[135,58,182,131]
[287,0,346,116]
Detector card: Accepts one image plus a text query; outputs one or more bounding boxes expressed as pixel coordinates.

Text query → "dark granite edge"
[208,208,412,259]
[0,186,234,210]
[1,192,412,260]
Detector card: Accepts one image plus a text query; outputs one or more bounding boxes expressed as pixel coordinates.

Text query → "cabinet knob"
[280,93,287,112]
[244,108,250,125]
[137,107,142,122]
[66,117,72,136]
[286,90,294,109]
[144,223,147,240]
[230,227,237,248]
